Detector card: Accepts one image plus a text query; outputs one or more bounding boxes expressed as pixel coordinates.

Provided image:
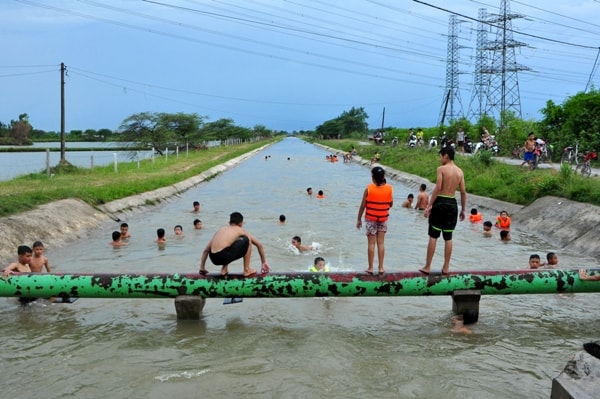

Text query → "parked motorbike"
[407,133,417,148]
[391,137,399,147]
[428,136,438,150]
[464,135,474,153]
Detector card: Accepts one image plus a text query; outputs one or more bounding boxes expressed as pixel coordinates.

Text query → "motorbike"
[464,135,474,153]
[407,133,417,148]
[391,137,399,147]
[428,136,438,150]
[440,132,448,148]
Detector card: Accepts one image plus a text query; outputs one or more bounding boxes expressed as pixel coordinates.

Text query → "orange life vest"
[495,216,511,229]
[469,213,482,222]
[365,183,393,222]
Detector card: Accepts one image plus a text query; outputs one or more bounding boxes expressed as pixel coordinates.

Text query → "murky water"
[1,137,598,399]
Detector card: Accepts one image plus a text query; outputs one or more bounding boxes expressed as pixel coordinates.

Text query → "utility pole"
[60,62,66,163]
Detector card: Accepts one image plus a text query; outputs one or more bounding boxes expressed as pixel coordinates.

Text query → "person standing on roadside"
[520,132,536,171]
[456,127,465,154]
[357,166,394,275]
[419,146,466,276]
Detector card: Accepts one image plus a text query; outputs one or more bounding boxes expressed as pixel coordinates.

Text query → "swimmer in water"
[291,236,314,252]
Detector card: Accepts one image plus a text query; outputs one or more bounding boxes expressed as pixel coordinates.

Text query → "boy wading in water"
[419,146,466,276]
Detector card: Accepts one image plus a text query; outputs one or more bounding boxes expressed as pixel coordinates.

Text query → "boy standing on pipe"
[419,146,466,276]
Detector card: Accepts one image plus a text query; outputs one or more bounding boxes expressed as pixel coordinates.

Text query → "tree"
[9,113,31,145]
[160,112,204,144]
[538,89,600,156]
[118,112,204,153]
[315,107,369,139]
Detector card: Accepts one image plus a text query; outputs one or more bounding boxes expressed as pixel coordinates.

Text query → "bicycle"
[575,151,597,177]
[561,142,583,167]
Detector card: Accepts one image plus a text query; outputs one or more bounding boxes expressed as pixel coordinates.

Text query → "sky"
[2,0,600,133]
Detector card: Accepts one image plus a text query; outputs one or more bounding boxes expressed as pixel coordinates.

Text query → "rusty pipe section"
[0,269,599,299]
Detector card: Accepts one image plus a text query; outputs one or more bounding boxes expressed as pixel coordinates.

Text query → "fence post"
[46,148,50,177]
[113,153,118,173]
[91,149,94,169]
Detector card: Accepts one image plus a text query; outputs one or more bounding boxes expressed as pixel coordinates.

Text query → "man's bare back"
[415,192,429,210]
[436,163,465,198]
[209,225,249,253]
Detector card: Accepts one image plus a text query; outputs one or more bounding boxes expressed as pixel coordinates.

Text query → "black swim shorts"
[428,196,458,240]
[209,235,250,265]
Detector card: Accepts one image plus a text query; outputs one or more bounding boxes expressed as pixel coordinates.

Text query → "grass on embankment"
[0,139,278,217]
[313,138,600,207]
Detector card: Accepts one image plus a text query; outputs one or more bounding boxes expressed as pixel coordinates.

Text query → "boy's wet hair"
[17,245,32,255]
[483,221,493,228]
[314,256,325,265]
[500,230,509,240]
[470,208,478,215]
[546,252,555,261]
[112,231,121,241]
[32,240,44,249]
[529,254,540,260]
[229,212,243,225]
[439,145,455,160]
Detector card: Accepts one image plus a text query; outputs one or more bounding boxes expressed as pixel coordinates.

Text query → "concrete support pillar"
[174,295,205,320]
[451,290,481,315]
[551,349,600,399]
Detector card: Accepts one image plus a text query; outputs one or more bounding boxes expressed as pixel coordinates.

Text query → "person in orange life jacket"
[469,208,482,223]
[316,190,325,199]
[356,166,393,275]
[495,210,511,229]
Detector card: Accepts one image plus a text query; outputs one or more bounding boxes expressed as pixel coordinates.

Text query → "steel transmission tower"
[467,8,491,121]
[439,14,467,126]
[482,0,530,128]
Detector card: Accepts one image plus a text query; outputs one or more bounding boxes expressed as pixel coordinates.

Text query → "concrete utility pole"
[60,62,66,163]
